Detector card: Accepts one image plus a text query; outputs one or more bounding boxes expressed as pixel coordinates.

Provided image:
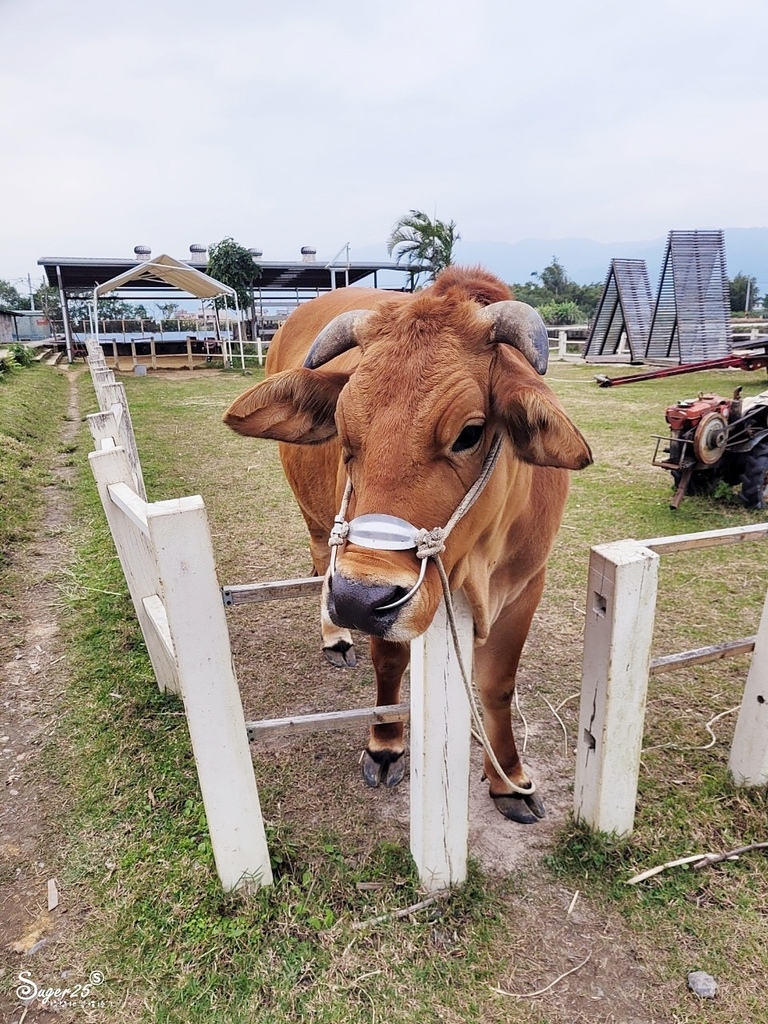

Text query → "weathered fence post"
[729,586,768,786]
[96,381,146,500]
[409,590,473,892]
[573,540,659,836]
[147,499,274,891]
[88,443,181,695]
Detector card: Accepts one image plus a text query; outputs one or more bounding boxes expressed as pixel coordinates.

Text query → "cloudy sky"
[1,0,766,288]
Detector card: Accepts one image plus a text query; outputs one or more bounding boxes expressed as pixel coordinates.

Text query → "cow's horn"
[303,310,373,369]
[478,301,549,375]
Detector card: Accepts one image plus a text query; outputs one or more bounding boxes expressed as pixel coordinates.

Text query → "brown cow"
[224,267,591,823]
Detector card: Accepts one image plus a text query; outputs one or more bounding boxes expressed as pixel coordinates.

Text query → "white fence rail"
[574,524,768,837]
[82,346,474,893]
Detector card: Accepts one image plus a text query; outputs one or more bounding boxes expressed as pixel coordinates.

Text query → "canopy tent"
[92,253,245,367]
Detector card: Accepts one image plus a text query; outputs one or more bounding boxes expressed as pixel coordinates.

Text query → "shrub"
[537,300,586,325]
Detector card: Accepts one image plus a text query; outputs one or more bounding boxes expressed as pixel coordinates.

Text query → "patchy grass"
[0,363,68,659]
[39,363,768,1021]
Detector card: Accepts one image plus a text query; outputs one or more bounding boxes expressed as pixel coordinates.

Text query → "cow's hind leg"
[474,572,548,824]
[361,637,409,788]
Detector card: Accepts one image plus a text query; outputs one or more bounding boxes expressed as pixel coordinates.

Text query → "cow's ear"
[223,369,348,444]
[492,352,592,470]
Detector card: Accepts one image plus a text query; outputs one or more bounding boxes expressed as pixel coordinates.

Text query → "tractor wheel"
[740,438,768,509]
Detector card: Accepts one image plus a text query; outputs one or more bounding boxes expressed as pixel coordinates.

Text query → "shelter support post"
[56,265,74,364]
[409,591,473,891]
[729,586,768,786]
[573,541,659,836]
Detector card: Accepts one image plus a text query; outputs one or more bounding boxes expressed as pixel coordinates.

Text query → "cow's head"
[224,271,592,642]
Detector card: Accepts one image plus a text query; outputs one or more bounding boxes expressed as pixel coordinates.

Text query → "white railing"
[574,525,768,837]
[82,345,474,893]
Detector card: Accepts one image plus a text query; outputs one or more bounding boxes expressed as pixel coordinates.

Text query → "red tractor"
[652,389,768,509]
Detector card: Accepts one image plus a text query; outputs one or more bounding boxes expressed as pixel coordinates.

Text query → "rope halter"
[328,432,504,609]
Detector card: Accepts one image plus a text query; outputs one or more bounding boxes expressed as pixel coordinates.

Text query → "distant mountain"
[355,228,768,288]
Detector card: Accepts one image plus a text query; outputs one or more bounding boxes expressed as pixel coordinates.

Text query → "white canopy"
[94,252,235,300]
[92,252,244,368]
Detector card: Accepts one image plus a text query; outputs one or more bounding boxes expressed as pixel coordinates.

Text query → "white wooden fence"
[81,342,474,893]
[574,524,768,837]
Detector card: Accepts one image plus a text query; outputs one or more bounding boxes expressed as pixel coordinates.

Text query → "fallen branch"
[628,841,768,884]
[691,842,768,871]
[490,951,592,998]
[351,891,448,931]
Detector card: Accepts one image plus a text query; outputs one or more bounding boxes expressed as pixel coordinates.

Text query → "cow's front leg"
[305,521,356,668]
[361,637,410,788]
[474,575,547,824]
[321,571,356,667]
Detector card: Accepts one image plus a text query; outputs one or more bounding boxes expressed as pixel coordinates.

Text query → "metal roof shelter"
[38,250,413,363]
[38,255,408,295]
[645,230,732,363]
[583,259,654,362]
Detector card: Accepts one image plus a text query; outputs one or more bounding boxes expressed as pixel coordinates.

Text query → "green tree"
[157,301,180,321]
[387,210,460,281]
[32,283,62,326]
[536,256,569,298]
[729,272,759,313]
[206,238,260,310]
[511,257,601,322]
[0,279,26,311]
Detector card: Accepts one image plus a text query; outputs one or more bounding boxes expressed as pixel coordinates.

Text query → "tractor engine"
[653,389,768,509]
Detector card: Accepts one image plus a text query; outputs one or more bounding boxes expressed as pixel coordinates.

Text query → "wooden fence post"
[146,497,273,890]
[573,540,659,836]
[409,591,473,892]
[98,382,146,500]
[88,444,180,695]
[729,586,768,786]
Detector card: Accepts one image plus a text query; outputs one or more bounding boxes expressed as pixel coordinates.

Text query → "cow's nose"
[327,572,408,636]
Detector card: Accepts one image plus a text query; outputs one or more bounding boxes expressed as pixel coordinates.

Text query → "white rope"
[432,554,535,797]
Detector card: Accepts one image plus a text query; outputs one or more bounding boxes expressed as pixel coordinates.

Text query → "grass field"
[3,360,768,1022]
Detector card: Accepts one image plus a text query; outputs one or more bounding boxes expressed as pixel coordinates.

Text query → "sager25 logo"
[15,970,106,1006]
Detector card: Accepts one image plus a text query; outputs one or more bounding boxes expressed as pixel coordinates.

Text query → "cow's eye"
[452,423,484,453]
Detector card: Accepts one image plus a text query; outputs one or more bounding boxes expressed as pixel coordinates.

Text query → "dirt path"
[0,369,83,1022]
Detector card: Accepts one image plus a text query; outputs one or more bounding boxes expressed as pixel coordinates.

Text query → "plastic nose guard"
[329,513,429,611]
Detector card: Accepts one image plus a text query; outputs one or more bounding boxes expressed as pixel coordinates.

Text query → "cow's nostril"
[327,574,408,635]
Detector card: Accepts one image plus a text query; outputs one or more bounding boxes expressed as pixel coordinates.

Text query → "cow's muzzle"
[327,514,429,633]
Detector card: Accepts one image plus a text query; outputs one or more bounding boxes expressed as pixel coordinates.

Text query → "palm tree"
[387,210,460,282]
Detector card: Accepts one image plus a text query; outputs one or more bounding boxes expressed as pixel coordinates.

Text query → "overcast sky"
[1,0,766,289]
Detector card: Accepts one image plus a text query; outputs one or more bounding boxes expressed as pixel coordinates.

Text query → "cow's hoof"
[491,789,546,824]
[322,640,357,668]
[361,749,406,789]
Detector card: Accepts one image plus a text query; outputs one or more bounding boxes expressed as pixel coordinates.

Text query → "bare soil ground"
[0,370,82,1023]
